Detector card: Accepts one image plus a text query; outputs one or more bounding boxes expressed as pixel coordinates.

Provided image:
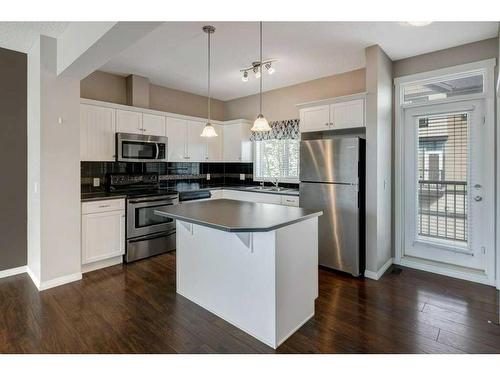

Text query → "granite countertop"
[81,185,299,202]
[81,192,128,202]
[154,199,321,233]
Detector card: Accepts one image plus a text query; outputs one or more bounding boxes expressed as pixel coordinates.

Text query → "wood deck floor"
[0,252,499,353]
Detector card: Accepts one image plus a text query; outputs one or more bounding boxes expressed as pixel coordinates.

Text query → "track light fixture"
[240,59,277,82]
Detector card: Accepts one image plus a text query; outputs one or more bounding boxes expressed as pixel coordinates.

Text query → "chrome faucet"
[271,177,279,189]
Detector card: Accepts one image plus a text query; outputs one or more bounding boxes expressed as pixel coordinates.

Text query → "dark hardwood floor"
[0,252,499,353]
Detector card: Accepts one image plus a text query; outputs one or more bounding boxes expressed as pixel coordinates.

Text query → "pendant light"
[251,22,271,132]
[200,25,218,137]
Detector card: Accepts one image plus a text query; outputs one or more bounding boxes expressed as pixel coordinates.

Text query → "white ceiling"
[0,22,69,53]
[101,22,498,101]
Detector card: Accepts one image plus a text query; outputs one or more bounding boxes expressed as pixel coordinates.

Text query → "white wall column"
[27,35,82,290]
[364,45,393,279]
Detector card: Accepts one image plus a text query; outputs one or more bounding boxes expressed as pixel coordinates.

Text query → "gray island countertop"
[155,199,322,233]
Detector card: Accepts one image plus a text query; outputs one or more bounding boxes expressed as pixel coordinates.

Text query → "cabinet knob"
[330,122,334,126]
[325,122,329,126]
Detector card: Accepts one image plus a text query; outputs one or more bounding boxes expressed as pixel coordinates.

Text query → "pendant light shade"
[200,25,218,138]
[200,122,218,137]
[252,114,270,132]
[251,22,271,132]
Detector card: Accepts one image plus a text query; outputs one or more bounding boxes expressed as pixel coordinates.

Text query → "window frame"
[253,139,300,184]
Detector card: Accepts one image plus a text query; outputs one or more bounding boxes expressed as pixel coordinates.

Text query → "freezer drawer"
[300,138,359,184]
[300,182,361,276]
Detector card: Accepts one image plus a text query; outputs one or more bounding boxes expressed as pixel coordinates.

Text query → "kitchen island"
[155,199,322,349]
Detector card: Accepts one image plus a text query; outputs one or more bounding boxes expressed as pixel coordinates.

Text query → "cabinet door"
[166,117,187,161]
[299,105,330,132]
[186,120,206,162]
[222,124,244,161]
[81,210,125,264]
[330,99,365,129]
[142,113,166,136]
[239,123,253,162]
[116,109,143,134]
[80,104,116,161]
[205,124,222,161]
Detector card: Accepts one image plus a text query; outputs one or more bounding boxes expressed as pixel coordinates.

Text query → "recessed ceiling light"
[403,21,433,27]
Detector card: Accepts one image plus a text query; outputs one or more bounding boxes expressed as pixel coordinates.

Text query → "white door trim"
[395,58,497,288]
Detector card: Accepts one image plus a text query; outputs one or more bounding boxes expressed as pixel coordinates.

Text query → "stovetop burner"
[107,174,177,199]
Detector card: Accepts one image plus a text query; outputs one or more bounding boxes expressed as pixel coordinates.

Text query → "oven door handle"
[128,197,178,204]
[128,230,176,243]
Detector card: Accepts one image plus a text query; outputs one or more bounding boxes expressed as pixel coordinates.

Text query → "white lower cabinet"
[281,195,300,207]
[81,199,125,266]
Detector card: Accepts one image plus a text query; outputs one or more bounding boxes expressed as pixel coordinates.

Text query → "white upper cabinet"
[81,99,253,163]
[299,105,330,132]
[186,120,207,162]
[80,104,116,161]
[330,99,365,129]
[116,109,143,134]
[205,124,223,161]
[223,122,253,162]
[298,94,366,133]
[142,113,166,136]
[166,117,188,161]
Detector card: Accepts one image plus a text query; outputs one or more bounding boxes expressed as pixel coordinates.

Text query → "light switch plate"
[206,173,211,181]
[93,178,100,187]
[240,173,245,181]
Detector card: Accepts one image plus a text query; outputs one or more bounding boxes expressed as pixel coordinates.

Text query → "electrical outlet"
[93,178,100,187]
[240,173,245,181]
[206,173,211,181]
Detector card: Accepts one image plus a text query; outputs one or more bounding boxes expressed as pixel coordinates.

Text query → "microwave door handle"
[155,143,159,159]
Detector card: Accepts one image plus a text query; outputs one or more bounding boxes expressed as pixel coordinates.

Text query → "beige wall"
[80,70,127,105]
[81,70,225,121]
[224,69,366,121]
[393,37,498,78]
[149,83,224,121]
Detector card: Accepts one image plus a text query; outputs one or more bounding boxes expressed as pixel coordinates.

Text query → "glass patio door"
[402,100,492,272]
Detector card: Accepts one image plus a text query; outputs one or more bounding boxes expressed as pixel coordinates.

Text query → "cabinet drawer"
[82,198,125,214]
[281,195,300,207]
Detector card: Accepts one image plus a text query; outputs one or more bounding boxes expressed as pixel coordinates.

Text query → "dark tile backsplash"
[81,161,261,193]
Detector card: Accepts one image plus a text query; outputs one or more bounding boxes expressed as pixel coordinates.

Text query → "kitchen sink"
[243,186,292,192]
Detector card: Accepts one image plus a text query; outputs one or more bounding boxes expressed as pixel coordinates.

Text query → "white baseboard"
[0,265,27,279]
[395,256,494,286]
[26,267,41,289]
[38,272,82,291]
[82,256,123,274]
[365,258,393,280]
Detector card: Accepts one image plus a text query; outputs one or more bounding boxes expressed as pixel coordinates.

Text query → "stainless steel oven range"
[126,193,179,263]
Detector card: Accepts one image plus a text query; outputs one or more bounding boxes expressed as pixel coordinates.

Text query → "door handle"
[474,196,483,202]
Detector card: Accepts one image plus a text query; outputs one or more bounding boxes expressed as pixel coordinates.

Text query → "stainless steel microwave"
[116,133,168,162]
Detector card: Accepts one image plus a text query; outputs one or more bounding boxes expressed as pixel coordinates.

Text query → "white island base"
[175,217,319,349]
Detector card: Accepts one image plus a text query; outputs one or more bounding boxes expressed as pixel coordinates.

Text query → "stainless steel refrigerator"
[299,137,365,276]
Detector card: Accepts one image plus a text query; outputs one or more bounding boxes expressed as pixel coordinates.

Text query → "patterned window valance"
[249,119,300,141]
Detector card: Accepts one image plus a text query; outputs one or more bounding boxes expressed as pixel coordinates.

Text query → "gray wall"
[393,37,498,78]
[0,47,27,271]
[81,70,226,121]
[224,69,366,121]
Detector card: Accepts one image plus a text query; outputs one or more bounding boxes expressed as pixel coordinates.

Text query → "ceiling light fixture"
[200,25,218,138]
[240,59,278,82]
[251,22,271,133]
[265,62,275,75]
[403,21,433,27]
[253,65,261,79]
